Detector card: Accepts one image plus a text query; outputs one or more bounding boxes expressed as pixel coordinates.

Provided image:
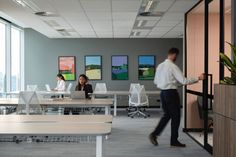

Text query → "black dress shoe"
[171,141,186,147]
[149,133,158,146]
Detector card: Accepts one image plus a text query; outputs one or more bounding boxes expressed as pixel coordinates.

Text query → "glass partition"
[186,0,204,131]
[185,0,231,153]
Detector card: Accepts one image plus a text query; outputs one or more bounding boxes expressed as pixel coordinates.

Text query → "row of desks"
[0,98,113,115]
[0,90,160,116]
[0,115,112,157]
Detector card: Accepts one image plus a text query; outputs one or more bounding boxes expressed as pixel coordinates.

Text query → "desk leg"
[3,107,6,115]
[58,107,63,115]
[42,106,46,115]
[26,103,29,115]
[105,106,111,115]
[114,94,117,116]
[96,135,103,157]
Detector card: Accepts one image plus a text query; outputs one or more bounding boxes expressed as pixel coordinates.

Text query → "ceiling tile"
[162,13,185,21]
[155,20,180,27]
[153,0,175,12]
[112,12,137,21]
[113,20,134,27]
[78,31,96,36]
[152,26,173,31]
[171,26,183,32]
[91,21,112,31]
[86,12,112,20]
[80,0,111,12]
[168,0,198,13]
[112,0,142,12]
[149,30,167,36]
[51,0,84,12]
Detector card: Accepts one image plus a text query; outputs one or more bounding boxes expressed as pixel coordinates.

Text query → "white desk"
[4,91,71,97]
[0,98,113,115]
[0,115,113,123]
[92,90,160,116]
[0,115,112,157]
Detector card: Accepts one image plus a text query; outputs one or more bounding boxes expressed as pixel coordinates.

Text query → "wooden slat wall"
[214,84,236,157]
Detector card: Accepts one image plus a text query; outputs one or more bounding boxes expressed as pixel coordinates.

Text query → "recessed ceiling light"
[13,0,41,12]
[35,12,58,17]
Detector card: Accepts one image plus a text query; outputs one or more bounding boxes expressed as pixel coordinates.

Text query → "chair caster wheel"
[131,116,134,118]
[148,115,150,117]
[144,116,147,118]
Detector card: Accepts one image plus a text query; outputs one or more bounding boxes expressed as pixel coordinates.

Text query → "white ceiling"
[0,0,199,38]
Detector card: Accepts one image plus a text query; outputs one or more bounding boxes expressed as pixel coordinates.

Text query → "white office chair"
[17,91,42,115]
[129,83,140,92]
[128,85,150,118]
[127,83,141,112]
[26,85,38,91]
[94,83,107,92]
[66,83,73,92]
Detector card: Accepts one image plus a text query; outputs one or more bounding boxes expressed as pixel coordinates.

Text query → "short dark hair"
[168,48,179,55]
[57,73,65,81]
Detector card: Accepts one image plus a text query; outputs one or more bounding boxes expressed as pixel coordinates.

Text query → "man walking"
[149,48,204,147]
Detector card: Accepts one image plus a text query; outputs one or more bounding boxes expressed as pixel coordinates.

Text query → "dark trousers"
[152,89,181,144]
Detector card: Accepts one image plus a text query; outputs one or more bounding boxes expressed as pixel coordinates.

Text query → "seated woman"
[64,74,93,115]
[75,74,93,98]
[51,74,66,99]
[54,73,66,91]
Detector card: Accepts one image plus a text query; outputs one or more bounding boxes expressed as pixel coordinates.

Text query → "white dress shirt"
[154,59,198,90]
[55,80,66,91]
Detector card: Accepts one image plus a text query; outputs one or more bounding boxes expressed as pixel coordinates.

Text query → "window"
[0,22,6,92]
[11,27,21,91]
[0,19,24,93]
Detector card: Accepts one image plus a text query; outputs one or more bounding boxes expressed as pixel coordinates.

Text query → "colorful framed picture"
[138,55,156,80]
[85,55,102,80]
[58,56,76,81]
[111,55,128,80]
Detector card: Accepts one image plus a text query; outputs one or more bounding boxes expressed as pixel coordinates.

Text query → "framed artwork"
[58,56,76,81]
[85,55,102,80]
[138,55,156,80]
[111,55,128,80]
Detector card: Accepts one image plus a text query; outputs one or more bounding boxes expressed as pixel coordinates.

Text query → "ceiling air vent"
[57,29,71,36]
[139,0,164,17]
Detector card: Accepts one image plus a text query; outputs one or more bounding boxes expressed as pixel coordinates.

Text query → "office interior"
[0,0,235,157]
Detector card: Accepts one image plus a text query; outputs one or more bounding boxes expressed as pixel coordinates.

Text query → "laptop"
[45,84,51,91]
[70,91,86,99]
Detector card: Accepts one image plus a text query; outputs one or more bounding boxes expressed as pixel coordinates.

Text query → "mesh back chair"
[26,85,38,91]
[128,85,150,118]
[127,83,141,112]
[129,83,140,92]
[197,96,213,136]
[17,91,42,115]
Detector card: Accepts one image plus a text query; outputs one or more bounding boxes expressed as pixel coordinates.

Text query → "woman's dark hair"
[168,47,179,55]
[57,73,65,81]
[79,74,89,81]
[77,74,89,89]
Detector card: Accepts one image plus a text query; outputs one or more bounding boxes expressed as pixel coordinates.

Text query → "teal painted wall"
[24,28,183,106]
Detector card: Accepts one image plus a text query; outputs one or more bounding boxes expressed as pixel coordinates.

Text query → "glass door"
[185,0,205,145]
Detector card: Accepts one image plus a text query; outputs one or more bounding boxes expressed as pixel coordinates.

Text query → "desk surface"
[0,122,112,135]
[0,115,112,123]
[0,115,112,135]
[0,98,113,107]
[92,90,160,95]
